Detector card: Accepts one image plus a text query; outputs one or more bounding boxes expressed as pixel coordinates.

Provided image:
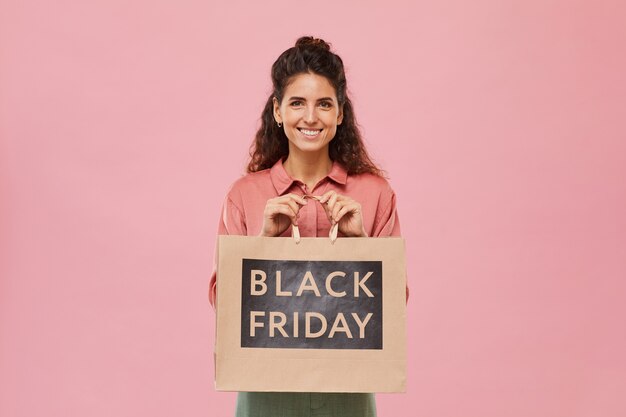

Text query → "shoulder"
[341,171,397,213]
[227,169,272,192]
[346,172,396,196]
[223,168,274,207]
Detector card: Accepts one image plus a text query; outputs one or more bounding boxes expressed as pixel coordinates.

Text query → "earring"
[277,121,282,127]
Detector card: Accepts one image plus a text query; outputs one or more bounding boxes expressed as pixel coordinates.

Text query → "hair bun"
[295,36,331,51]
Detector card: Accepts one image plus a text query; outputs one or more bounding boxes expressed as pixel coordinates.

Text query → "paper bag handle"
[291,222,338,244]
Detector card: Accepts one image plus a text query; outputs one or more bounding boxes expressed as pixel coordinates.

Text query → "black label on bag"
[240,259,383,349]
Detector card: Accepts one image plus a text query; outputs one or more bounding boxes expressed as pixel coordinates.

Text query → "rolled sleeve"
[371,189,401,238]
[209,196,246,308]
[371,189,409,302]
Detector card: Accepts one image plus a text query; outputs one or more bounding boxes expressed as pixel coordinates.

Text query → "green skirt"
[235,392,377,417]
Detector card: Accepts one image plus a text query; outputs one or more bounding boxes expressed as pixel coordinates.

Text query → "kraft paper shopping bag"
[215,226,406,393]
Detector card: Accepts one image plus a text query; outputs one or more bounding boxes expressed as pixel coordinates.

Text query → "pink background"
[1,1,625,416]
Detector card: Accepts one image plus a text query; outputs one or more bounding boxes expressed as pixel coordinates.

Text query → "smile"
[298,128,323,137]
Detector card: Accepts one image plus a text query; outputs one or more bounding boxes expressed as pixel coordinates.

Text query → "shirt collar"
[270,158,348,195]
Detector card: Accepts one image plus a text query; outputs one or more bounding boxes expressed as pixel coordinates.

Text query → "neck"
[283,149,332,192]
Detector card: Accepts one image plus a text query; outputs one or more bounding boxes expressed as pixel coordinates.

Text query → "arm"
[371,188,401,238]
[208,196,246,308]
[371,188,409,302]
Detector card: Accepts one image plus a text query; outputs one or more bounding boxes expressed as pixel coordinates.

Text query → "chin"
[289,140,330,154]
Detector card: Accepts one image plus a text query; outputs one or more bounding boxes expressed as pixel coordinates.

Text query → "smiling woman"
[248,37,382,179]
[210,36,403,417]
[272,73,344,162]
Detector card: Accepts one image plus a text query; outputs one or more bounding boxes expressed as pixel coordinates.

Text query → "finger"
[318,190,336,204]
[282,199,302,219]
[284,193,308,206]
[318,197,334,223]
[270,194,307,207]
[326,192,339,216]
[267,204,298,225]
[335,202,360,223]
[331,200,345,222]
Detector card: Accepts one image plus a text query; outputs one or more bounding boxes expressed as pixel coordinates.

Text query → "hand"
[259,194,308,237]
[317,191,368,237]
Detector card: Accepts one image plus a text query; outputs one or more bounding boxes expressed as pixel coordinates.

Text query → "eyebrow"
[287,96,335,102]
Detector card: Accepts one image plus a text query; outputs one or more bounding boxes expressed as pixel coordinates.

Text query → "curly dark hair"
[247,36,383,176]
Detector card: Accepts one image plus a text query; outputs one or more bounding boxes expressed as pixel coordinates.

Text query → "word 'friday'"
[249,311,373,339]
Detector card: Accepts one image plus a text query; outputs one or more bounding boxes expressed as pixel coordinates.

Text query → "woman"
[210,36,402,417]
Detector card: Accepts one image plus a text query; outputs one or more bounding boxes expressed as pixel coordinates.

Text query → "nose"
[303,105,318,123]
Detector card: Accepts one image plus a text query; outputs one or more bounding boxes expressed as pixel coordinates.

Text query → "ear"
[337,105,344,125]
[272,97,282,124]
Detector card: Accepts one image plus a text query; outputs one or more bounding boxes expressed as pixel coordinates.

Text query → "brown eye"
[290,100,303,107]
[319,101,332,108]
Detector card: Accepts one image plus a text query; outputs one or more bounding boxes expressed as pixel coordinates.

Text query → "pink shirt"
[209,158,403,306]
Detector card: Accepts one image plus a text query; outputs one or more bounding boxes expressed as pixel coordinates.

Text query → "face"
[273,72,343,157]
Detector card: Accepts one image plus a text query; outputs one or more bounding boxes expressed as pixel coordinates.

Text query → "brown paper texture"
[215,235,406,393]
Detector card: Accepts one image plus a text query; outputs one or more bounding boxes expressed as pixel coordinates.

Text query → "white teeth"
[300,129,321,136]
